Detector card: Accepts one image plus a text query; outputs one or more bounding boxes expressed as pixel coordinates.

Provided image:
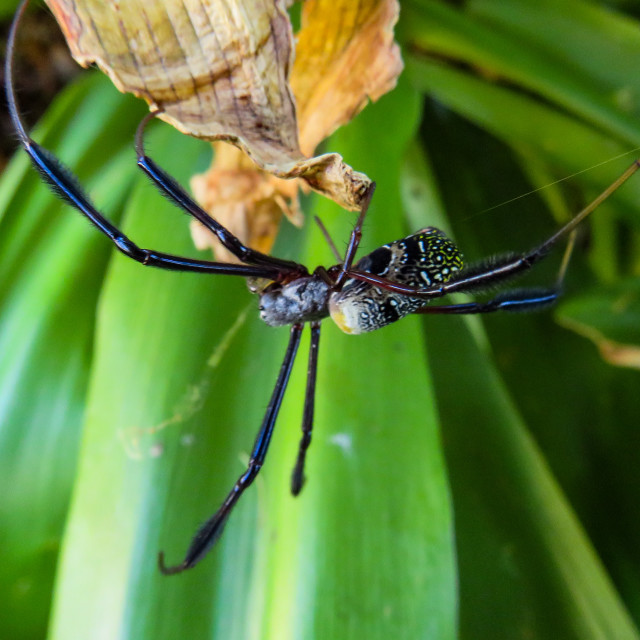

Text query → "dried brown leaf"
[558,316,640,370]
[292,0,403,156]
[179,0,403,259]
[190,143,301,261]
[45,0,371,209]
[45,0,402,257]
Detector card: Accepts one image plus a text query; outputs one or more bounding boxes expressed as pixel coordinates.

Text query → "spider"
[6,1,640,576]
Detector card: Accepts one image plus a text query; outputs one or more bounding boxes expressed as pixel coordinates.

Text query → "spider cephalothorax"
[257,276,331,326]
[6,0,640,575]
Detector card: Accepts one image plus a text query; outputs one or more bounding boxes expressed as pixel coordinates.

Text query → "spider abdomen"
[329,227,464,334]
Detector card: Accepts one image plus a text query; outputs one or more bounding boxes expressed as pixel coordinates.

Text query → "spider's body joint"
[256,227,464,334]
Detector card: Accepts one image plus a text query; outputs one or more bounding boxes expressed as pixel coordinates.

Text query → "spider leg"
[13,138,281,275]
[291,321,321,496]
[159,323,304,575]
[414,288,558,315]
[415,231,574,316]
[347,159,640,300]
[135,112,304,275]
[4,5,284,280]
[333,182,377,289]
[314,216,342,262]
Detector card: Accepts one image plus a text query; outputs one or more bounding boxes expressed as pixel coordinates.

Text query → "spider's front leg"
[134,112,305,276]
[332,182,376,289]
[159,323,305,575]
[347,158,640,306]
[5,1,285,281]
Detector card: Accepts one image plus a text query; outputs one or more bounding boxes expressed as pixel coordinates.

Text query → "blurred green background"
[1,1,640,638]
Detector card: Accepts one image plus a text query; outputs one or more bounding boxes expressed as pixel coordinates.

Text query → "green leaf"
[5,2,640,638]
[402,0,640,144]
[425,310,640,640]
[0,0,21,19]
[404,136,640,639]
[46,78,457,639]
[0,74,144,640]
[402,55,640,226]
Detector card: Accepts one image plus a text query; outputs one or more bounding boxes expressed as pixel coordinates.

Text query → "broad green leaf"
[0,0,21,19]
[425,310,639,640]
[48,78,456,639]
[0,74,144,640]
[469,0,640,107]
[397,4,640,627]
[404,137,640,639]
[401,0,640,144]
[402,56,640,227]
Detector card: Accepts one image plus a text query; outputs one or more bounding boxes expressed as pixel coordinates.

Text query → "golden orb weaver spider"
[5,0,639,576]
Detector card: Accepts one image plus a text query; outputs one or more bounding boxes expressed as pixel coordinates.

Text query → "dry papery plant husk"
[45,0,403,260]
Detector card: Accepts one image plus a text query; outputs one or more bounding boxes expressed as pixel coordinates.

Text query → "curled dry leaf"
[292,0,403,157]
[557,316,640,370]
[45,0,402,258]
[557,284,640,370]
[190,142,302,261]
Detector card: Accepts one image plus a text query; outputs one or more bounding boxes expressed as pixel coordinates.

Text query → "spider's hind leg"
[416,224,577,316]
[159,323,304,575]
[415,288,559,315]
[291,321,321,496]
[349,160,640,303]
